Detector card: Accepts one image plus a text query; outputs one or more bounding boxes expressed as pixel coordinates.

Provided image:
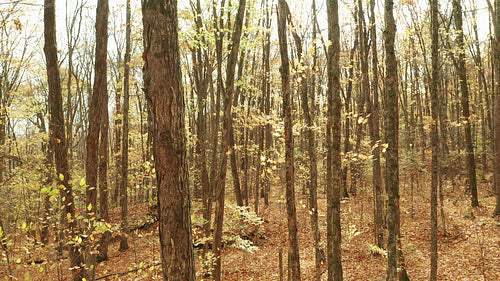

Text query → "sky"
[10,0,493,59]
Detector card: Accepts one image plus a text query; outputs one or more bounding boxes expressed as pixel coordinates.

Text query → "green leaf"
[87,203,92,212]
[58,174,64,181]
[80,178,86,186]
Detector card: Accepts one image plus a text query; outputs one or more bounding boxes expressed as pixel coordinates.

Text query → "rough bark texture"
[277,0,301,280]
[213,0,246,279]
[142,0,196,279]
[119,0,131,252]
[453,0,479,208]
[43,0,83,279]
[494,0,500,216]
[326,0,343,280]
[384,0,405,280]
[430,0,439,278]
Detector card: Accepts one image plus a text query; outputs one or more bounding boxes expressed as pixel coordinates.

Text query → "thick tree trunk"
[43,0,83,279]
[326,0,343,280]
[142,0,196,279]
[277,1,301,280]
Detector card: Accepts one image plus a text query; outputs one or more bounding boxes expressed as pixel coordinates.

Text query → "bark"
[43,0,83,279]
[326,0,343,280]
[142,0,196,279]
[384,0,409,280]
[453,0,479,207]
[369,0,383,249]
[84,0,109,277]
[277,1,301,279]
[113,64,122,206]
[430,0,439,278]
[213,0,246,279]
[494,0,500,216]
[119,0,131,251]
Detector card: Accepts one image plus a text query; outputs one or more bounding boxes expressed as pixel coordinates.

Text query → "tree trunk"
[84,0,109,277]
[142,0,196,279]
[213,0,246,279]
[368,0,384,249]
[494,0,500,216]
[384,0,409,280]
[43,0,83,279]
[113,63,122,207]
[277,1,301,280]
[430,0,440,278]
[119,0,131,251]
[326,0,343,280]
[453,0,479,207]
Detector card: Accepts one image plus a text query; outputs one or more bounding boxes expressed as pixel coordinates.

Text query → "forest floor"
[1,174,499,280]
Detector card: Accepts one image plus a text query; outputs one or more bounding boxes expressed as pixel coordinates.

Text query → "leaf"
[80,178,86,186]
[58,173,64,181]
[87,203,92,212]
[16,258,21,264]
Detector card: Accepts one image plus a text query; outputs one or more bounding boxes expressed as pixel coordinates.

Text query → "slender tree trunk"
[142,0,196,279]
[119,0,131,251]
[213,0,246,279]
[384,0,409,280]
[43,0,83,279]
[192,0,211,211]
[430,0,440,279]
[494,0,500,216]
[113,65,122,206]
[369,0,384,249]
[326,0,343,280]
[277,1,301,280]
[453,0,479,207]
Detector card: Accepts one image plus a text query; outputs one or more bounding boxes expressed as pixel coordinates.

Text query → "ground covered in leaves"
[1,177,499,280]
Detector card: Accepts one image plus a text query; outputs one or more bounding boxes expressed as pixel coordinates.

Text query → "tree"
[326,0,343,280]
[277,0,301,280]
[384,0,409,280]
[368,0,383,249]
[212,0,246,278]
[430,0,440,278]
[452,0,478,208]
[119,0,132,251]
[142,0,195,279]
[85,0,109,276]
[494,0,500,217]
[43,0,83,279]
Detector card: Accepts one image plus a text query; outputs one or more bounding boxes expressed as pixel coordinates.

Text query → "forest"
[0,0,499,280]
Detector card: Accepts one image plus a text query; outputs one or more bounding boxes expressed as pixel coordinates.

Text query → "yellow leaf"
[16,258,21,264]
